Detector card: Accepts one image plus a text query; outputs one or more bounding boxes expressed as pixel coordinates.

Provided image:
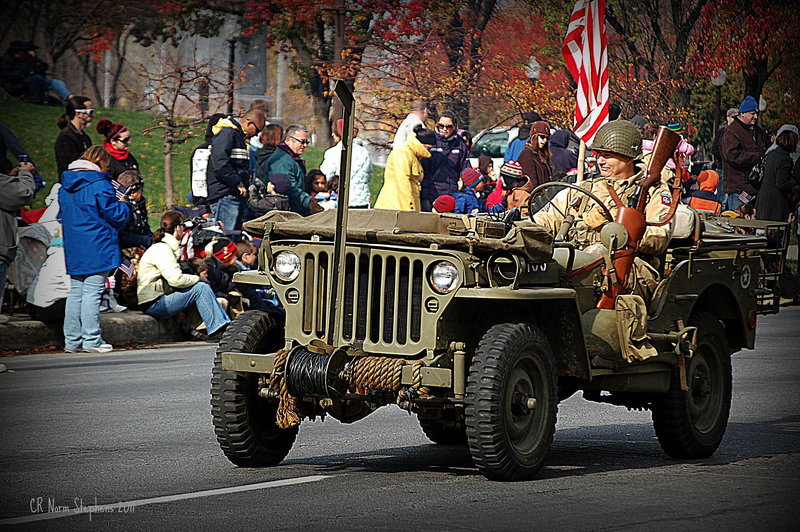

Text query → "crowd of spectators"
[3,86,800,338]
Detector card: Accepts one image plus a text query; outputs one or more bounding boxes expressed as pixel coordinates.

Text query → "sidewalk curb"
[0,311,185,353]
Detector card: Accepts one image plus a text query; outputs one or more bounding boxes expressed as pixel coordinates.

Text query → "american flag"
[112,180,126,200]
[119,258,135,278]
[562,0,609,143]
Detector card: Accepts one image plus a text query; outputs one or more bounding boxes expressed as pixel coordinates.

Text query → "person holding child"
[319,119,373,208]
[59,146,131,352]
[115,170,153,249]
[138,212,230,340]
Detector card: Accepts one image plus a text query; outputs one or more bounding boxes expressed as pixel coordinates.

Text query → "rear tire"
[465,322,558,481]
[210,310,298,467]
[652,311,732,459]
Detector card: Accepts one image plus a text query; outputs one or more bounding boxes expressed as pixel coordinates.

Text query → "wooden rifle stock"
[636,127,681,211]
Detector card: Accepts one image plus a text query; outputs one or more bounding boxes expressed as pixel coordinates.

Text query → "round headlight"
[429,261,460,294]
[273,251,301,282]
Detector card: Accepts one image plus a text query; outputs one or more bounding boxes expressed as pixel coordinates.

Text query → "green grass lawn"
[1,98,385,223]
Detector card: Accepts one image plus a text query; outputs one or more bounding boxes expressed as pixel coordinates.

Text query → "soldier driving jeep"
[532,120,672,300]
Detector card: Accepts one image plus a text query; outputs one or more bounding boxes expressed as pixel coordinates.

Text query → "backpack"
[747,154,767,190]
[247,180,290,217]
[191,146,210,198]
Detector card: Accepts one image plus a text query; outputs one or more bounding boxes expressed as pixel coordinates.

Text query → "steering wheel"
[527,181,614,226]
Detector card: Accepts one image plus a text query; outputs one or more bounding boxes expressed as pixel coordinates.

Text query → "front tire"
[210,310,298,467]
[465,322,558,481]
[652,311,732,459]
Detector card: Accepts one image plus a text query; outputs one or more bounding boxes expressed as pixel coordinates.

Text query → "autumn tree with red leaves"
[691,0,800,100]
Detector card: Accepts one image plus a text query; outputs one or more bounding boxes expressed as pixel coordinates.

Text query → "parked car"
[469,126,519,170]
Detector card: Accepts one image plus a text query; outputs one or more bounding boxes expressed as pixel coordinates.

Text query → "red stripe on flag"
[562,0,609,144]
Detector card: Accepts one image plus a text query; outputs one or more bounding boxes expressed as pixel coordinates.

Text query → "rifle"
[596,126,681,309]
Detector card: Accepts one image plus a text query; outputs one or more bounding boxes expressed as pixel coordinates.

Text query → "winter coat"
[106,151,139,180]
[265,143,311,215]
[452,190,484,214]
[719,117,769,195]
[205,117,250,203]
[756,147,798,222]
[549,129,578,174]
[58,162,130,275]
[54,123,92,180]
[0,169,36,264]
[689,170,722,215]
[420,132,470,205]
[517,144,553,189]
[504,136,528,163]
[711,124,727,168]
[374,136,431,211]
[254,145,277,185]
[137,233,200,305]
[319,138,373,207]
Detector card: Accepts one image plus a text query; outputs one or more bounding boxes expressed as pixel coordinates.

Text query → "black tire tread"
[652,311,732,459]
[465,322,558,481]
[210,310,297,467]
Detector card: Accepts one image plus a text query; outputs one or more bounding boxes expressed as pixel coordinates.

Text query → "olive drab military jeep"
[210,84,788,481]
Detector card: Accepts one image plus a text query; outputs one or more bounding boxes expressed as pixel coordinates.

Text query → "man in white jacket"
[320,119,373,208]
[392,100,428,152]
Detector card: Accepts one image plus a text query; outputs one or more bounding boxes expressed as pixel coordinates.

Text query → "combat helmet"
[589,120,643,159]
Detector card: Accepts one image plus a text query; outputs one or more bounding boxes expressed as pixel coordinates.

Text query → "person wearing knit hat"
[432,195,456,213]
[374,127,433,211]
[319,117,373,208]
[719,94,770,211]
[212,239,237,264]
[497,159,534,210]
[449,167,486,214]
[96,118,139,179]
[517,120,553,190]
[460,167,483,190]
[688,169,722,215]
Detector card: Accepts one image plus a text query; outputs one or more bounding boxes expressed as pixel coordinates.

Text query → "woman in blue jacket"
[58,146,130,352]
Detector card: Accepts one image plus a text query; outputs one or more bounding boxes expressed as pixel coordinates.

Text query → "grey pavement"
[0,308,798,530]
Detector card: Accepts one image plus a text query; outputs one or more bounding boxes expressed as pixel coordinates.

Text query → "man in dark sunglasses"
[264,124,323,216]
[206,109,266,240]
[420,110,471,211]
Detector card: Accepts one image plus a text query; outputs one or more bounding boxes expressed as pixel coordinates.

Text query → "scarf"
[104,139,129,161]
[277,142,307,175]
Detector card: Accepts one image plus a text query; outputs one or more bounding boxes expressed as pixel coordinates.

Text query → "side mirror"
[600,222,629,250]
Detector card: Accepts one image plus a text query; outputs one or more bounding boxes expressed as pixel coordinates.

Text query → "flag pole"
[576,140,586,183]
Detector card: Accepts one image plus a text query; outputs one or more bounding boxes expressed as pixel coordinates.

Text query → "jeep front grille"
[300,249,424,346]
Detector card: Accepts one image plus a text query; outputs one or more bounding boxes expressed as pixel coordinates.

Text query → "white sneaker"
[0,314,9,324]
[0,363,7,373]
[83,343,113,353]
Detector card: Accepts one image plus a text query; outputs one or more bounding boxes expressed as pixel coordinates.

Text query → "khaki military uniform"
[532,166,673,257]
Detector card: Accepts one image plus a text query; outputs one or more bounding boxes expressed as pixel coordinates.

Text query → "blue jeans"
[63,271,109,349]
[144,282,230,335]
[723,193,744,212]
[23,75,71,104]
[211,194,245,241]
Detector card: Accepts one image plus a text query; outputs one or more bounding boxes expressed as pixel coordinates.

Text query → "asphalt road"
[1,307,799,531]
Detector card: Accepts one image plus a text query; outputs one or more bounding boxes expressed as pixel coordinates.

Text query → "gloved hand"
[584,207,609,230]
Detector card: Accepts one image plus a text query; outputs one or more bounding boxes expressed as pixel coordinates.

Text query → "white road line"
[0,475,330,525]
